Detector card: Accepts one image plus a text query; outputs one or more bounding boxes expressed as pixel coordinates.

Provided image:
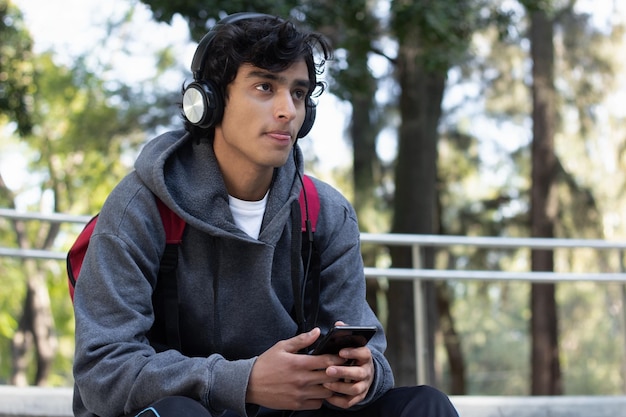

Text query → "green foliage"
[140,0,299,40]
[0,1,181,386]
[451,281,531,394]
[47,263,75,385]
[519,0,555,14]
[390,0,484,72]
[433,0,626,393]
[0,255,25,383]
[0,0,34,135]
[558,282,625,394]
[18,47,179,214]
[22,53,138,213]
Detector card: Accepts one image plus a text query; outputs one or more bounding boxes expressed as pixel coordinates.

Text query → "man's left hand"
[321,345,374,409]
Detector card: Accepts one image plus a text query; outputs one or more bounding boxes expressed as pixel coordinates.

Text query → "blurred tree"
[387,0,504,387]
[0,1,179,385]
[139,0,294,39]
[525,1,562,395]
[523,0,625,395]
[3,51,146,385]
[441,0,625,394]
[0,0,34,136]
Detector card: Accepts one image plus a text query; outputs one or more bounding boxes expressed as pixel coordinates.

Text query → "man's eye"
[293,90,306,100]
[257,83,272,92]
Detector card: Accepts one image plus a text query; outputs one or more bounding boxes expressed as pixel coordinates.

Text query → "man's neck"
[223,170,273,201]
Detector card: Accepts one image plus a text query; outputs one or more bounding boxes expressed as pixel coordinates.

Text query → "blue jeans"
[132,386,459,417]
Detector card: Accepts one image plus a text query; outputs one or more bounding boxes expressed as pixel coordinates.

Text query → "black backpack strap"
[150,198,186,352]
[291,203,321,335]
[301,218,321,332]
[292,175,322,335]
[291,202,306,334]
[158,243,181,351]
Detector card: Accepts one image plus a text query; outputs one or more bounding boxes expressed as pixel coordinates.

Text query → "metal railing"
[2,208,626,386]
[360,233,626,385]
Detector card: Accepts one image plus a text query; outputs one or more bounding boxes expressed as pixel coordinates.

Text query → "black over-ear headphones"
[182,12,317,138]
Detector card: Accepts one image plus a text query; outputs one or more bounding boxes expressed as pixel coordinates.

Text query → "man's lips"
[266,131,293,141]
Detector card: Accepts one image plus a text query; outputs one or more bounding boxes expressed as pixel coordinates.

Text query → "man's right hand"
[245,328,347,411]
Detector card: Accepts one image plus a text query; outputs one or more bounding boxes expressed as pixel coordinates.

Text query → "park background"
[2,0,626,397]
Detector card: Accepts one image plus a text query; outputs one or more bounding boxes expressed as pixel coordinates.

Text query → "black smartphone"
[310,325,377,355]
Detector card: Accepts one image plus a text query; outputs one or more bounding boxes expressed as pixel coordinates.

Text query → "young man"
[72,13,459,417]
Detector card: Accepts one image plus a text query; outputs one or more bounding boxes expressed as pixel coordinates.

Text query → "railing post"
[618,249,626,394]
[412,243,427,386]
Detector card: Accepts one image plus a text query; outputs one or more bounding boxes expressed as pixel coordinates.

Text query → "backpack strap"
[67,215,99,301]
[293,175,321,334]
[299,175,320,233]
[152,198,186,351]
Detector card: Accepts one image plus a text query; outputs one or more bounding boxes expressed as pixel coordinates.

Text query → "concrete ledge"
[0,386,72,417]
[2,385,626,417]
[450,395,626,417]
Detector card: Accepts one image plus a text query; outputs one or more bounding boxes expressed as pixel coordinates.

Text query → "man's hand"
[321,320,375,409]
[321,344,375,409]
[246,328,347,411]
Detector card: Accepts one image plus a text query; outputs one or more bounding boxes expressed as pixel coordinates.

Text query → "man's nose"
[275,90,297,121]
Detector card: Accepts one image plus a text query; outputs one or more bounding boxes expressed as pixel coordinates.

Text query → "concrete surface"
[452,394,626,417]
[2,385,626,417]
[0,386,72,417]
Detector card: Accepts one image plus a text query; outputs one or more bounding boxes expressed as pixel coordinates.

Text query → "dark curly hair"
[182,15,333,141]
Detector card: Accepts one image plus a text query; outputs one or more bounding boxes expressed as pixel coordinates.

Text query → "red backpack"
[66,197,186,302]
[67,175,321,347]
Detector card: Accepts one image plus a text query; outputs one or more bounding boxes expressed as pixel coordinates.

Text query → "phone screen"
[310,325,377,355]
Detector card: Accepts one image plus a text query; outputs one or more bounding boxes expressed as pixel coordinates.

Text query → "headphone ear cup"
[182,80,223,129]
[297,99,316,138]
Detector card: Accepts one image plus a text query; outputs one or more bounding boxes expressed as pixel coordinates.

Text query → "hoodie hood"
[134,129,305,242]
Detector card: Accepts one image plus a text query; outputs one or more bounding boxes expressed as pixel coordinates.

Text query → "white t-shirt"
[228,192,269,239]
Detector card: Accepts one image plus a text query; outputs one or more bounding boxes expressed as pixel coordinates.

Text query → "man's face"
[213,60,311,175]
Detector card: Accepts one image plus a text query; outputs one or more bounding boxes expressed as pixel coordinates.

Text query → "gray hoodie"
[72,130,394,417]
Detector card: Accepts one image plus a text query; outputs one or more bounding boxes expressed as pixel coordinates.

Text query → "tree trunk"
[7,212,59,387]
[529,7,563,396]
[11,259,58,386]
[388,33,446,386]
[436,281,466,394]
[351,92,380,218]
[350,73,384,317]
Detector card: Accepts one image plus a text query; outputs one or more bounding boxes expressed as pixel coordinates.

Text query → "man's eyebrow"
[247,70,310,89]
